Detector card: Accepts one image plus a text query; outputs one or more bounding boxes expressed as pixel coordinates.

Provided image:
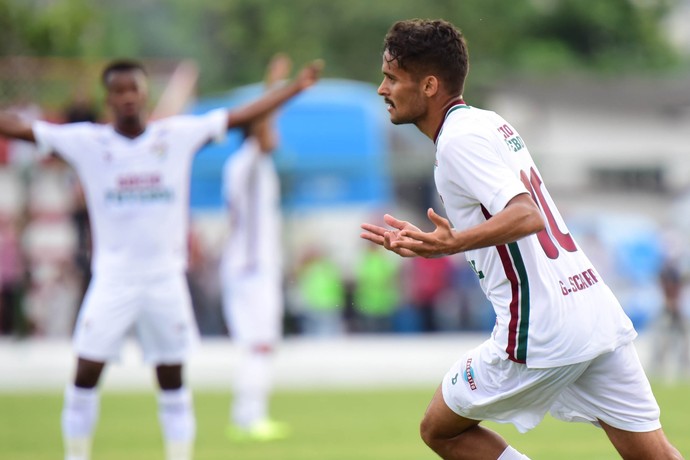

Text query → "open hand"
[360,213,423,258]
[394,208,457,258]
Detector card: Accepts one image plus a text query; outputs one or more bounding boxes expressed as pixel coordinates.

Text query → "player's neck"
[114,118,147,139]
[418,95,464,142]
[432,96,465,143]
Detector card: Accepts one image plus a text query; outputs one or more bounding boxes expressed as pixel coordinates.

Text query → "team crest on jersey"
[151,140,168,158]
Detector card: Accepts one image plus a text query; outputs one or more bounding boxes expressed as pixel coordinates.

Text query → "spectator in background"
[220,53,292,442]
[405,254,454,332]
[0,57,322,460]
[294,247,346,337]
[352,244,401,333]
[22,153,80,337]
[0,210,25,335]
[649,257,690,381]
[0,164,26,336]
[187,223,225,337]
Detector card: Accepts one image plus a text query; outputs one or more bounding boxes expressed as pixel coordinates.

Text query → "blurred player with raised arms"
[0,57,322,460]
[220,53,292,441]
[361,18,682,460]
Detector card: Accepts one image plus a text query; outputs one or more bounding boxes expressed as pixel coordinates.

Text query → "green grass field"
[1,382,688,459]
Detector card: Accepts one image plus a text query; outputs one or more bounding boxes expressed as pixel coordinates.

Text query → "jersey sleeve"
[171,108,229,148]
[198,108,229,144]
[439,127,528,216]
[32,120,89,164]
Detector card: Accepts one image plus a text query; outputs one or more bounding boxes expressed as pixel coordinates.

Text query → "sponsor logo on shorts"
[463,358,477,390]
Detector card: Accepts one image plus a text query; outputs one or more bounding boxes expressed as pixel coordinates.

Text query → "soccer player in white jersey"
[361,19,682,460]
[0,57,322,460]
[220,53,291,441]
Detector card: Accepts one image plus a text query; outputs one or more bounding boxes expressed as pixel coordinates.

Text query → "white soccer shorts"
[441,339,661,433]
[73,271,199,364]
[222,269,283,345]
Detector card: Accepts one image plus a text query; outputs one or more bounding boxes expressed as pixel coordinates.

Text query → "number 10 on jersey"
[520,167,577,260]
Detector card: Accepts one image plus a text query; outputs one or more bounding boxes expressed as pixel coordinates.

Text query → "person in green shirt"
[352,245,400,332]
[295,247,345,336]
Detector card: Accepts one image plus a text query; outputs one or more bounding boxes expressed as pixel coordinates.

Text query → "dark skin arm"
[0,112,36,142]
[226,59,323,130]
[0,59,323,144]
[360,193,545,258]
[245,53,293,153]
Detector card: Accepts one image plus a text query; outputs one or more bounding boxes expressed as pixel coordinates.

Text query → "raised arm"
[0,111,36,142]
[226,59,323,129]
[247,53,293,153]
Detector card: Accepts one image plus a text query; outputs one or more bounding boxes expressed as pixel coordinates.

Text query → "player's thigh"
[442,340,589,433]
[223,271,283,344]
[421,384,481,439]
[73,274,142,362]
[551,342,661,433]
[137,273,199,364]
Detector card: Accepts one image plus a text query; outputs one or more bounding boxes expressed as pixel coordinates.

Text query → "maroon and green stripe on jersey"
[481,205,530,363]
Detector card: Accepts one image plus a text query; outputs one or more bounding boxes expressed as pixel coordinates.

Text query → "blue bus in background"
[188,79,392,211]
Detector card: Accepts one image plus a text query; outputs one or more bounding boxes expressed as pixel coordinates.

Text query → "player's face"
[105,70,148,122]
[377,50,428,125]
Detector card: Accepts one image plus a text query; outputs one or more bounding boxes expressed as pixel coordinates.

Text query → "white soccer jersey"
[434,102,636,368]
[220,138,282,276]
[32,110,228,278]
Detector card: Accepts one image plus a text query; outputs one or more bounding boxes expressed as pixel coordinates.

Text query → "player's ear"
[422,76,439,97]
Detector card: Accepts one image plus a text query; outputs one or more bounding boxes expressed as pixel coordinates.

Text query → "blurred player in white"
[220,53,291,441]
[0,57,322,460]
[361,19,682,460]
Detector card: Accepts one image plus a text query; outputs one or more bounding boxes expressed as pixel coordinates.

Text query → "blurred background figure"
[648,253,690,382]
[0,168,25,336]
[292,246,346,337]
[404,253,454,333]
[21,155,79,337]
[187,223,225,336]
[220,53,293,442]
[351,244,401,333]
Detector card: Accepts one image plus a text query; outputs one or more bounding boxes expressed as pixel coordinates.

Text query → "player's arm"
[0,111,36,142]
[246,53,293,154]
[393,193,544,258]
[226,59,323,130]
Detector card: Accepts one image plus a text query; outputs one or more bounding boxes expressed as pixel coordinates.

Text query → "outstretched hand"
[226,58,324,130]
[397,208,458,258]
[360,208,458,258]
[295,59,324,91]
[360,213,424,258]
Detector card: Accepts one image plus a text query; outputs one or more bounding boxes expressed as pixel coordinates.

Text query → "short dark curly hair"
[383,19,469,96]
[101,59,147,87]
